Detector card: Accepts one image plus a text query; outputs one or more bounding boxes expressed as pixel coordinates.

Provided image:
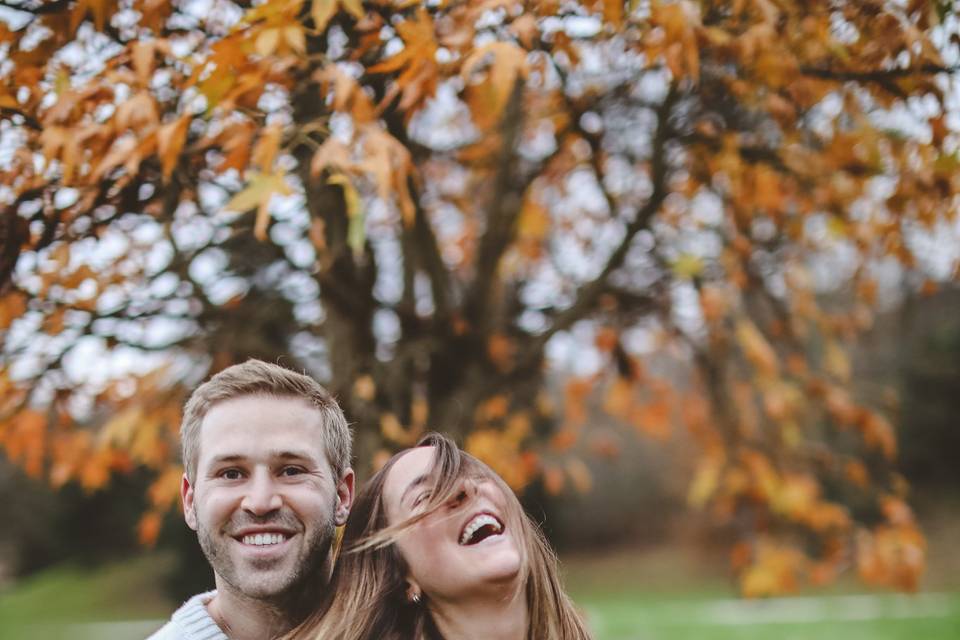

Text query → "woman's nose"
[449,478,480,506]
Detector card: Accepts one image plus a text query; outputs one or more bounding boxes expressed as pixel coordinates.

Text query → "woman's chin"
[466,542,524,588]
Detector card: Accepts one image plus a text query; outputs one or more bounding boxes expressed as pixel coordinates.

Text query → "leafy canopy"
[2,0,959,594]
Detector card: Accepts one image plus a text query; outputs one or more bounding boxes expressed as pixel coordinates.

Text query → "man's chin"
[226,570,302,601]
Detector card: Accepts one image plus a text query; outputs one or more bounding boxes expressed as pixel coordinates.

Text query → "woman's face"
[382,446,523,602]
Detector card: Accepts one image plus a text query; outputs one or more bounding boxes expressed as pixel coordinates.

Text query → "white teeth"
[242,533,286,546]
[459,514,503,545]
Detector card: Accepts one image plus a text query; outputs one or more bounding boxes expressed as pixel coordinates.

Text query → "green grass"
[0,554,172,640]
[574,589,960,640]
[562,545,960,640]
[1,547,959,640]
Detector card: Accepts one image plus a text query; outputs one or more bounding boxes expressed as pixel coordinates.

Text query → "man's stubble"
[196,494,338,605]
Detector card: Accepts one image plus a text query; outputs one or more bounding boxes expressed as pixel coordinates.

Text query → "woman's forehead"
[383,446,438,507]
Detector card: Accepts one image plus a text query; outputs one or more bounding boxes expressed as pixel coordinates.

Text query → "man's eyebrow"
[206,451,321,466]
[401,474,432,506]
[272,450,319,462]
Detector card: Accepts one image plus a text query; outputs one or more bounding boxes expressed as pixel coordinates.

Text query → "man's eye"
[220,469,243,480]
[280,466,305,477]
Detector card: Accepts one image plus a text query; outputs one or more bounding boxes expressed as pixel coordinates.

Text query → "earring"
[411,592,421,604]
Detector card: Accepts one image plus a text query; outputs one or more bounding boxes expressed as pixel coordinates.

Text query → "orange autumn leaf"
[736,319,779,378]
[550,429,577,452]
[353,374,376,401]
[380,412,415,446]
[594,326,619,352]
[461,41,528,130]
[223,170,293,241]
[858,411,897,459]
[138,510,164,546]
[148,464,184,511]
[563,378,593,427]
[251,123,284,172]
[602,377,633,419]
[740,540,807,598]
[157,115,191,180]
[477,394,509,422]
[487,333,516,371]
[688,454,723,508]
[542,465,565,496]
[368,8,438,112]
[845,460,870,489]
[566,457,593,493]
[465,429,532,490]
[4,410,47,479]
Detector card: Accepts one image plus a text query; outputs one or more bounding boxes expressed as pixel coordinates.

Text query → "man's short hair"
[181,359,351,483]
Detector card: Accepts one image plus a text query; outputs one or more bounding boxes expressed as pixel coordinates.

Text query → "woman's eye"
[413,492,431,507]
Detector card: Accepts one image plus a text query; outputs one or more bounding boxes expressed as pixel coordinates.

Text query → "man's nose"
[241,470,283,514]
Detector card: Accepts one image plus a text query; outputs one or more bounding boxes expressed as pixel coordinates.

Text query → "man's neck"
[427,587,528,640]
[206,574,326,640]
[205,588,290,640]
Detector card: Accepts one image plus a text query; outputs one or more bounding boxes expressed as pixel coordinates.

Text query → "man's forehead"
[196,394,330,466]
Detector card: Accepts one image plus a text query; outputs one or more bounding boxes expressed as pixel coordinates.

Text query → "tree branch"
[0,0,69,15]
[379,106,454,325]
[0,107,41,130]
[800,63,960,82]
[462,79,526,334]
[516,86,679,371]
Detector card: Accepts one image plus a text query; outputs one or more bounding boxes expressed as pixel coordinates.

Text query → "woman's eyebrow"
[400,474,432,505]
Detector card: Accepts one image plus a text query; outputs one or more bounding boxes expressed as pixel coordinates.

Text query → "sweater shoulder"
[145,590,227,640]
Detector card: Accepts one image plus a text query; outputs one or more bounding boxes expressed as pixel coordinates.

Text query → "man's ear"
[181,473,198,531]
[334,467,355,526]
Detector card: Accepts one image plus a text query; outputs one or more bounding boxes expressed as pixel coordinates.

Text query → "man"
[149,359,354,640]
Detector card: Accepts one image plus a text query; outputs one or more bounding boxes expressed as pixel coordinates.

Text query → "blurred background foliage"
[1,0,960,632]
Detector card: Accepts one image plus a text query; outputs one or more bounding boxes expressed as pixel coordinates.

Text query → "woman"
[293,432,592,640]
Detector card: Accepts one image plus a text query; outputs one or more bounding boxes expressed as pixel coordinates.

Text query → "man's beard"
[197,503,337,606]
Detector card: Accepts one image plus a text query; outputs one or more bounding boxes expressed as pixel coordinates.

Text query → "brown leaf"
[461,42,528,130]
[157,115,190,180]
[138,510,163,546]
[312,0,337,32]
[224,171,294,241]
[566,458,593,493]
[252,123,284,172]
[736,319,779,379]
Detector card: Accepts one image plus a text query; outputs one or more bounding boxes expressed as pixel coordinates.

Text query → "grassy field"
[1,544,958,639]
[562,543,960,640]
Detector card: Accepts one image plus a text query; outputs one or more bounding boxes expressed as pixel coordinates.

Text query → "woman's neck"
[426,588,528,640]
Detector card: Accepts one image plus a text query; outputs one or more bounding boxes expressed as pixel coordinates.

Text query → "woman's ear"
[405,581,422,604]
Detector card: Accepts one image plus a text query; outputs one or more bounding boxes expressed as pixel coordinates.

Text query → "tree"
[2,0,957,595]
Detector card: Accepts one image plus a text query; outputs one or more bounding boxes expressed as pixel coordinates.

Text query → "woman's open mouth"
[459,513,504,545]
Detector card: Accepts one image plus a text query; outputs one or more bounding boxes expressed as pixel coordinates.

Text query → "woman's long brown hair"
[289,432,592,640]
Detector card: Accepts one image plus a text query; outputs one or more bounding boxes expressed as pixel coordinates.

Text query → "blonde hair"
[180,359,351,483]
[291,433,592,640]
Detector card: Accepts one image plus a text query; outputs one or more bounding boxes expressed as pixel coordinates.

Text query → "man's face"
[181,394,353,601]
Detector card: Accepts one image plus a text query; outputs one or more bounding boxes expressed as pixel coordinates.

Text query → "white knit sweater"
[147,590,229,640]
